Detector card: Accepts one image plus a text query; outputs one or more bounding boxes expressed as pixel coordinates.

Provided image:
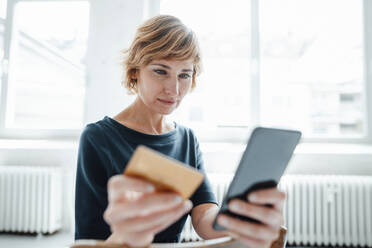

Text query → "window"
[0,0,6,111]
[0,19,4,96]
[260,0,364,138]
[160,0,371,142]
[160,0,252,129]
[0,0,90,137]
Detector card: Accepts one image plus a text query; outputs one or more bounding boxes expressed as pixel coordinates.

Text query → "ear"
[130,69,138,82]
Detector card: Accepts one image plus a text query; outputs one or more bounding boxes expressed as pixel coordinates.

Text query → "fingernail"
[184,200,193,210]
[174,196,183,204]
[229,202,240,212]
[219,216,229,226]
[147,185,155,192]
[248,193,257,201]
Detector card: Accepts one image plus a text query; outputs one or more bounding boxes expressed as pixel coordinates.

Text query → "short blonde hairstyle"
[121,15,202,94]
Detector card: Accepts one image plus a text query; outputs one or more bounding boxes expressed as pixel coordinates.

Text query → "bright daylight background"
[0,0,372,247]
[161,0,364,138]
[0,0,367,139]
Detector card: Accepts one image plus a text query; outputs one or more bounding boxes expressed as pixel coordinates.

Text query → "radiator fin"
[280,175,372,247]
[0,166,62,234]
[180,174,372,247]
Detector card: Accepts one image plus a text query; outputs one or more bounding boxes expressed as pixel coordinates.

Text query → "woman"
[75,15,285,247]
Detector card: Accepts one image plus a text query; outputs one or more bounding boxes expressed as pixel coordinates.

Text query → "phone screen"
[212,127,301,230]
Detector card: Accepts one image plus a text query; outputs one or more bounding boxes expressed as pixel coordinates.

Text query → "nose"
[164,76,179,97]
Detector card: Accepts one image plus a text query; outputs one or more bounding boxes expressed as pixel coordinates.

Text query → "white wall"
[201,144,372,176]
[83,0,142,124]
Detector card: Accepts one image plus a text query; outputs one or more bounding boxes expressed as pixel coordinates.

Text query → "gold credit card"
[124,145,204,199]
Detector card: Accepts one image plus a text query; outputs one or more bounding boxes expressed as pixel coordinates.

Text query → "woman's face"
[135,58,194,115]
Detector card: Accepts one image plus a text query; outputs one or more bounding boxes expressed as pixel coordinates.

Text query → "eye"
[154,69,167,75]
[179,73,191,79]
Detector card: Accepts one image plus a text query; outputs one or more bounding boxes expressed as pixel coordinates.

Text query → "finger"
[228,200,284,227]
[228,231,273,248]
[121,200,193,232]
[148,201,193,235]
[247,188,286,211]
[104,192,184,224]
[108,175,155,202]
[217,214,280,241]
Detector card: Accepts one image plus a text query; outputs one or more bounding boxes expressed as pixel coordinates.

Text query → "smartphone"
[212,127,301,231]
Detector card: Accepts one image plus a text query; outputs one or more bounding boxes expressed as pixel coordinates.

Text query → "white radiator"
[280,175,372,247]
[0,165,63,234]
[181,174,372,247]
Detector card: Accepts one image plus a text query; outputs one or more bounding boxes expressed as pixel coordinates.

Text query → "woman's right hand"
[104,175,193,247]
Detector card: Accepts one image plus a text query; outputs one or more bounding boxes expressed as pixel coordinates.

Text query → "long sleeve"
[75,124,112,240]
[189,133,218,207]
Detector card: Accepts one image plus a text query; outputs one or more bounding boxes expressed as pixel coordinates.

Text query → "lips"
[158,98,176,105]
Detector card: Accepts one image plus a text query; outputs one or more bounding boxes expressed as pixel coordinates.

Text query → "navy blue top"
[75,116,217,243]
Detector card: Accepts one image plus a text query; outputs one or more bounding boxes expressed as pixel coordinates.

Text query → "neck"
[123,97,172,135]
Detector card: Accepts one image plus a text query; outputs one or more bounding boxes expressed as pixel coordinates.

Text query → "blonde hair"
[121,15,202,94]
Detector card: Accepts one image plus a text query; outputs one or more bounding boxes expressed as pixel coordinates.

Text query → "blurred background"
[0,0,372,247]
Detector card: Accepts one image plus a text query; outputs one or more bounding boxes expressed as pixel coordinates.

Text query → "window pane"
[0,17,3,90]
[5,1,90,129]
[160,0,251,128]
[260,0,364,137]
[0,0,6,19]
[1,0,4,96]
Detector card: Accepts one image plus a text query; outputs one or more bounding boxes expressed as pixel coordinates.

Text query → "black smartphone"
[212,127,301,231]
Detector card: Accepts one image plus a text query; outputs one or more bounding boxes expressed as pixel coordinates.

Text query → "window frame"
[0,0,371,143]
[0,0,88,140]
[157,0,372,144]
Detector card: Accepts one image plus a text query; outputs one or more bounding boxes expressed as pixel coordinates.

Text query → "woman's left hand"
[217,188,286,248]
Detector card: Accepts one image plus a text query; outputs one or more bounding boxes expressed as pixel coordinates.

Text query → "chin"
[149,100,180,115]
[155,103,179,115]
[158,109,175,115]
